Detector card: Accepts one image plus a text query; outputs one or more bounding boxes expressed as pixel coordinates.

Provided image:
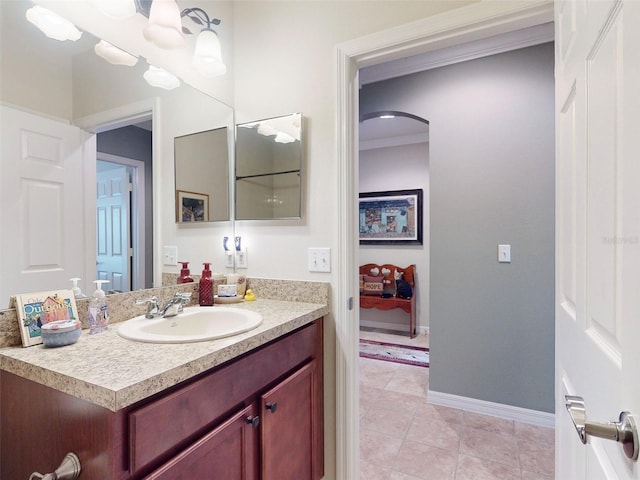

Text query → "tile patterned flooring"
[359,329,555,480]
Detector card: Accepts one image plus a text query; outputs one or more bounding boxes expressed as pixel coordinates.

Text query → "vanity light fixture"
[137,1,227,77]
[143,64,181,90]
[143,0,186,49]
[95,40,139,66]
[25,5,82,42]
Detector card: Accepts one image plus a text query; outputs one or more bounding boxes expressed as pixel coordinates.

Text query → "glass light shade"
[257,124,278,137]
[91,0,136,19]
[143,65,180,90]
[275,132,296,144]
[26,6,82,42]
[143,0,185,49]
[95,41,138,66]
[193,29,227,77]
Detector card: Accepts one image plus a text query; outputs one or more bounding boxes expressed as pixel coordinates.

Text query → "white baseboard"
[427,389,555,428]
[360,319,429,336]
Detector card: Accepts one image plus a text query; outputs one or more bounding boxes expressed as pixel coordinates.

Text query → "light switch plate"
[308,248,331,272]
[236,249,248,269]
[163,246,178,266]
[498,244,511,263]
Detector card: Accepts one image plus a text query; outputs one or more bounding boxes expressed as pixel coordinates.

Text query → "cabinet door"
[145,404,259,480]
[261,361,318,480]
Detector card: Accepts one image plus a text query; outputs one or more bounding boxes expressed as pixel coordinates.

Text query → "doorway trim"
[75,98,162,287]
[334,1,554,478]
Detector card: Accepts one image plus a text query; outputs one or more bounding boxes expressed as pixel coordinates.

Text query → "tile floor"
[359,329,555,480]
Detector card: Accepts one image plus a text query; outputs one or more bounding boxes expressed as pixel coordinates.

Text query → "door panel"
[0,105,93,306]
[96,163,131,292]
[556,0,640,478]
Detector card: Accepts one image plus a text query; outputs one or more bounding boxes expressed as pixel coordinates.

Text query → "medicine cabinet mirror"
[175,127,231,223]
[235,113,303,220]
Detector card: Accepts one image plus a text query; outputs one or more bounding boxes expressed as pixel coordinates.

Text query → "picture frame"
[359,189,423,245]
[177,190,209,222]
[13,290,79,347]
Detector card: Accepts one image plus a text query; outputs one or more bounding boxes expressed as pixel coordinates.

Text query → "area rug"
[359,339,429,368]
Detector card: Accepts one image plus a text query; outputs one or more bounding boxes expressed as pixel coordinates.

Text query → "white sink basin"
[117,306,263,343]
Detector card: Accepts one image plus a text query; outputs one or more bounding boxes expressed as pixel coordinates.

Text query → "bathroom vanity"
[0,299,326,480]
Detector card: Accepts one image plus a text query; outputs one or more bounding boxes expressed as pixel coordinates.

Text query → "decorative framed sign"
[359,189,423,245]
[177,190,209,222]
[13,290,79,347]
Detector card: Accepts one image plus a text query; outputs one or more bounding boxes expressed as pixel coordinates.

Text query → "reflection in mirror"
[175,127,230,222]
[0,0,234,308]
[235,113,303,220]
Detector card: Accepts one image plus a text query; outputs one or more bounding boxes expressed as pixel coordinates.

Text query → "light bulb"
[95,41,138,66]
[143,0,185,49]
[143,65,180,90]
[193,29,226,77]
[26,6,82,42]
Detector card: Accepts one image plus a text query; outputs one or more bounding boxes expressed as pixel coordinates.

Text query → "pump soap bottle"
[89,280,109,334]
[199,263,214,306]
[177,262,194,284]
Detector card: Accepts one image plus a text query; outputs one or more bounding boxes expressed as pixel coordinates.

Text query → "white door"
[0,105,95,307]
[96,162,131,292]
[555,0,640,478]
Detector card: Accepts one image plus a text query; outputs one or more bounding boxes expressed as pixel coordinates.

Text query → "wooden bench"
[359,263,417,338]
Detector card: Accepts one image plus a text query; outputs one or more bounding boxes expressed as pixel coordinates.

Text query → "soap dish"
[41,319,82,347]
[214,295,244,304]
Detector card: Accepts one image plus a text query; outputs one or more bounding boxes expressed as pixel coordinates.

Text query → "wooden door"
[261,362,317,480]
[145,403,259,480]
[555,0,640,478]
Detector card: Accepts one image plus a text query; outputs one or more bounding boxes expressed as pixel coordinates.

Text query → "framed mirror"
[235,113,303,220]
[175,127,230,223]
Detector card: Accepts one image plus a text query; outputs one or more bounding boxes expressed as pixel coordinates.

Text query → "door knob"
[266,401,278,413]
[565,395,639,461]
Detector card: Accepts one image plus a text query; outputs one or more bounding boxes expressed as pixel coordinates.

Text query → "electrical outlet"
[308,248,331,272]
[236,249,248,269]
[224,252,235,268]
[498,244,511,263]
[163,246,178,266]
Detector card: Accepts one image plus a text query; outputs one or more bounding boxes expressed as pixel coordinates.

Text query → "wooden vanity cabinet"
[0,319,323,480]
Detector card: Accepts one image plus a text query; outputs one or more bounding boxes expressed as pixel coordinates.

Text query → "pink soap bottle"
[199,263,214,306]
[177,262,194,284]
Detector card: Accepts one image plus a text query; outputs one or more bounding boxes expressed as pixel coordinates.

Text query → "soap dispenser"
[177,262,194,284]
[69,278,87,299]
[88,280,109,334]
[199,263,214,306]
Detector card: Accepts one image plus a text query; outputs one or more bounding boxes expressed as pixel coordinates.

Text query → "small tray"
[214,295,244,304]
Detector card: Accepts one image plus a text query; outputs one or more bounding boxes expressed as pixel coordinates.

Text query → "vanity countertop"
[0,299,328,412]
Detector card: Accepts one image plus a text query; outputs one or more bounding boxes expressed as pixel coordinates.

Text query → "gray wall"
[360,43,555,413]
[97,126,154,288]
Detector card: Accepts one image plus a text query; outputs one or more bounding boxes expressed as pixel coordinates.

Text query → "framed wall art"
[359,189,423,245]
[177,190,209,222]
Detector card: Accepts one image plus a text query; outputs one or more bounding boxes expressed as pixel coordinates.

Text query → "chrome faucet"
[135,292,192,318]
[159,292,192,317]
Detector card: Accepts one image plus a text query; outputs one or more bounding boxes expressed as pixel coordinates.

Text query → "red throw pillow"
[363,275,383,295]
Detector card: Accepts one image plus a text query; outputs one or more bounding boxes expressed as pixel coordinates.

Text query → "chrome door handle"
[565,395,639,461]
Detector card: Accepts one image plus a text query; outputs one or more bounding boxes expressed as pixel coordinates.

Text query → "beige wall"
[232,3,477,479]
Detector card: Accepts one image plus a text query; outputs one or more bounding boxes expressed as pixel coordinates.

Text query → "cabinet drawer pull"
[246,416,260,428]
[266,402,278,413]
